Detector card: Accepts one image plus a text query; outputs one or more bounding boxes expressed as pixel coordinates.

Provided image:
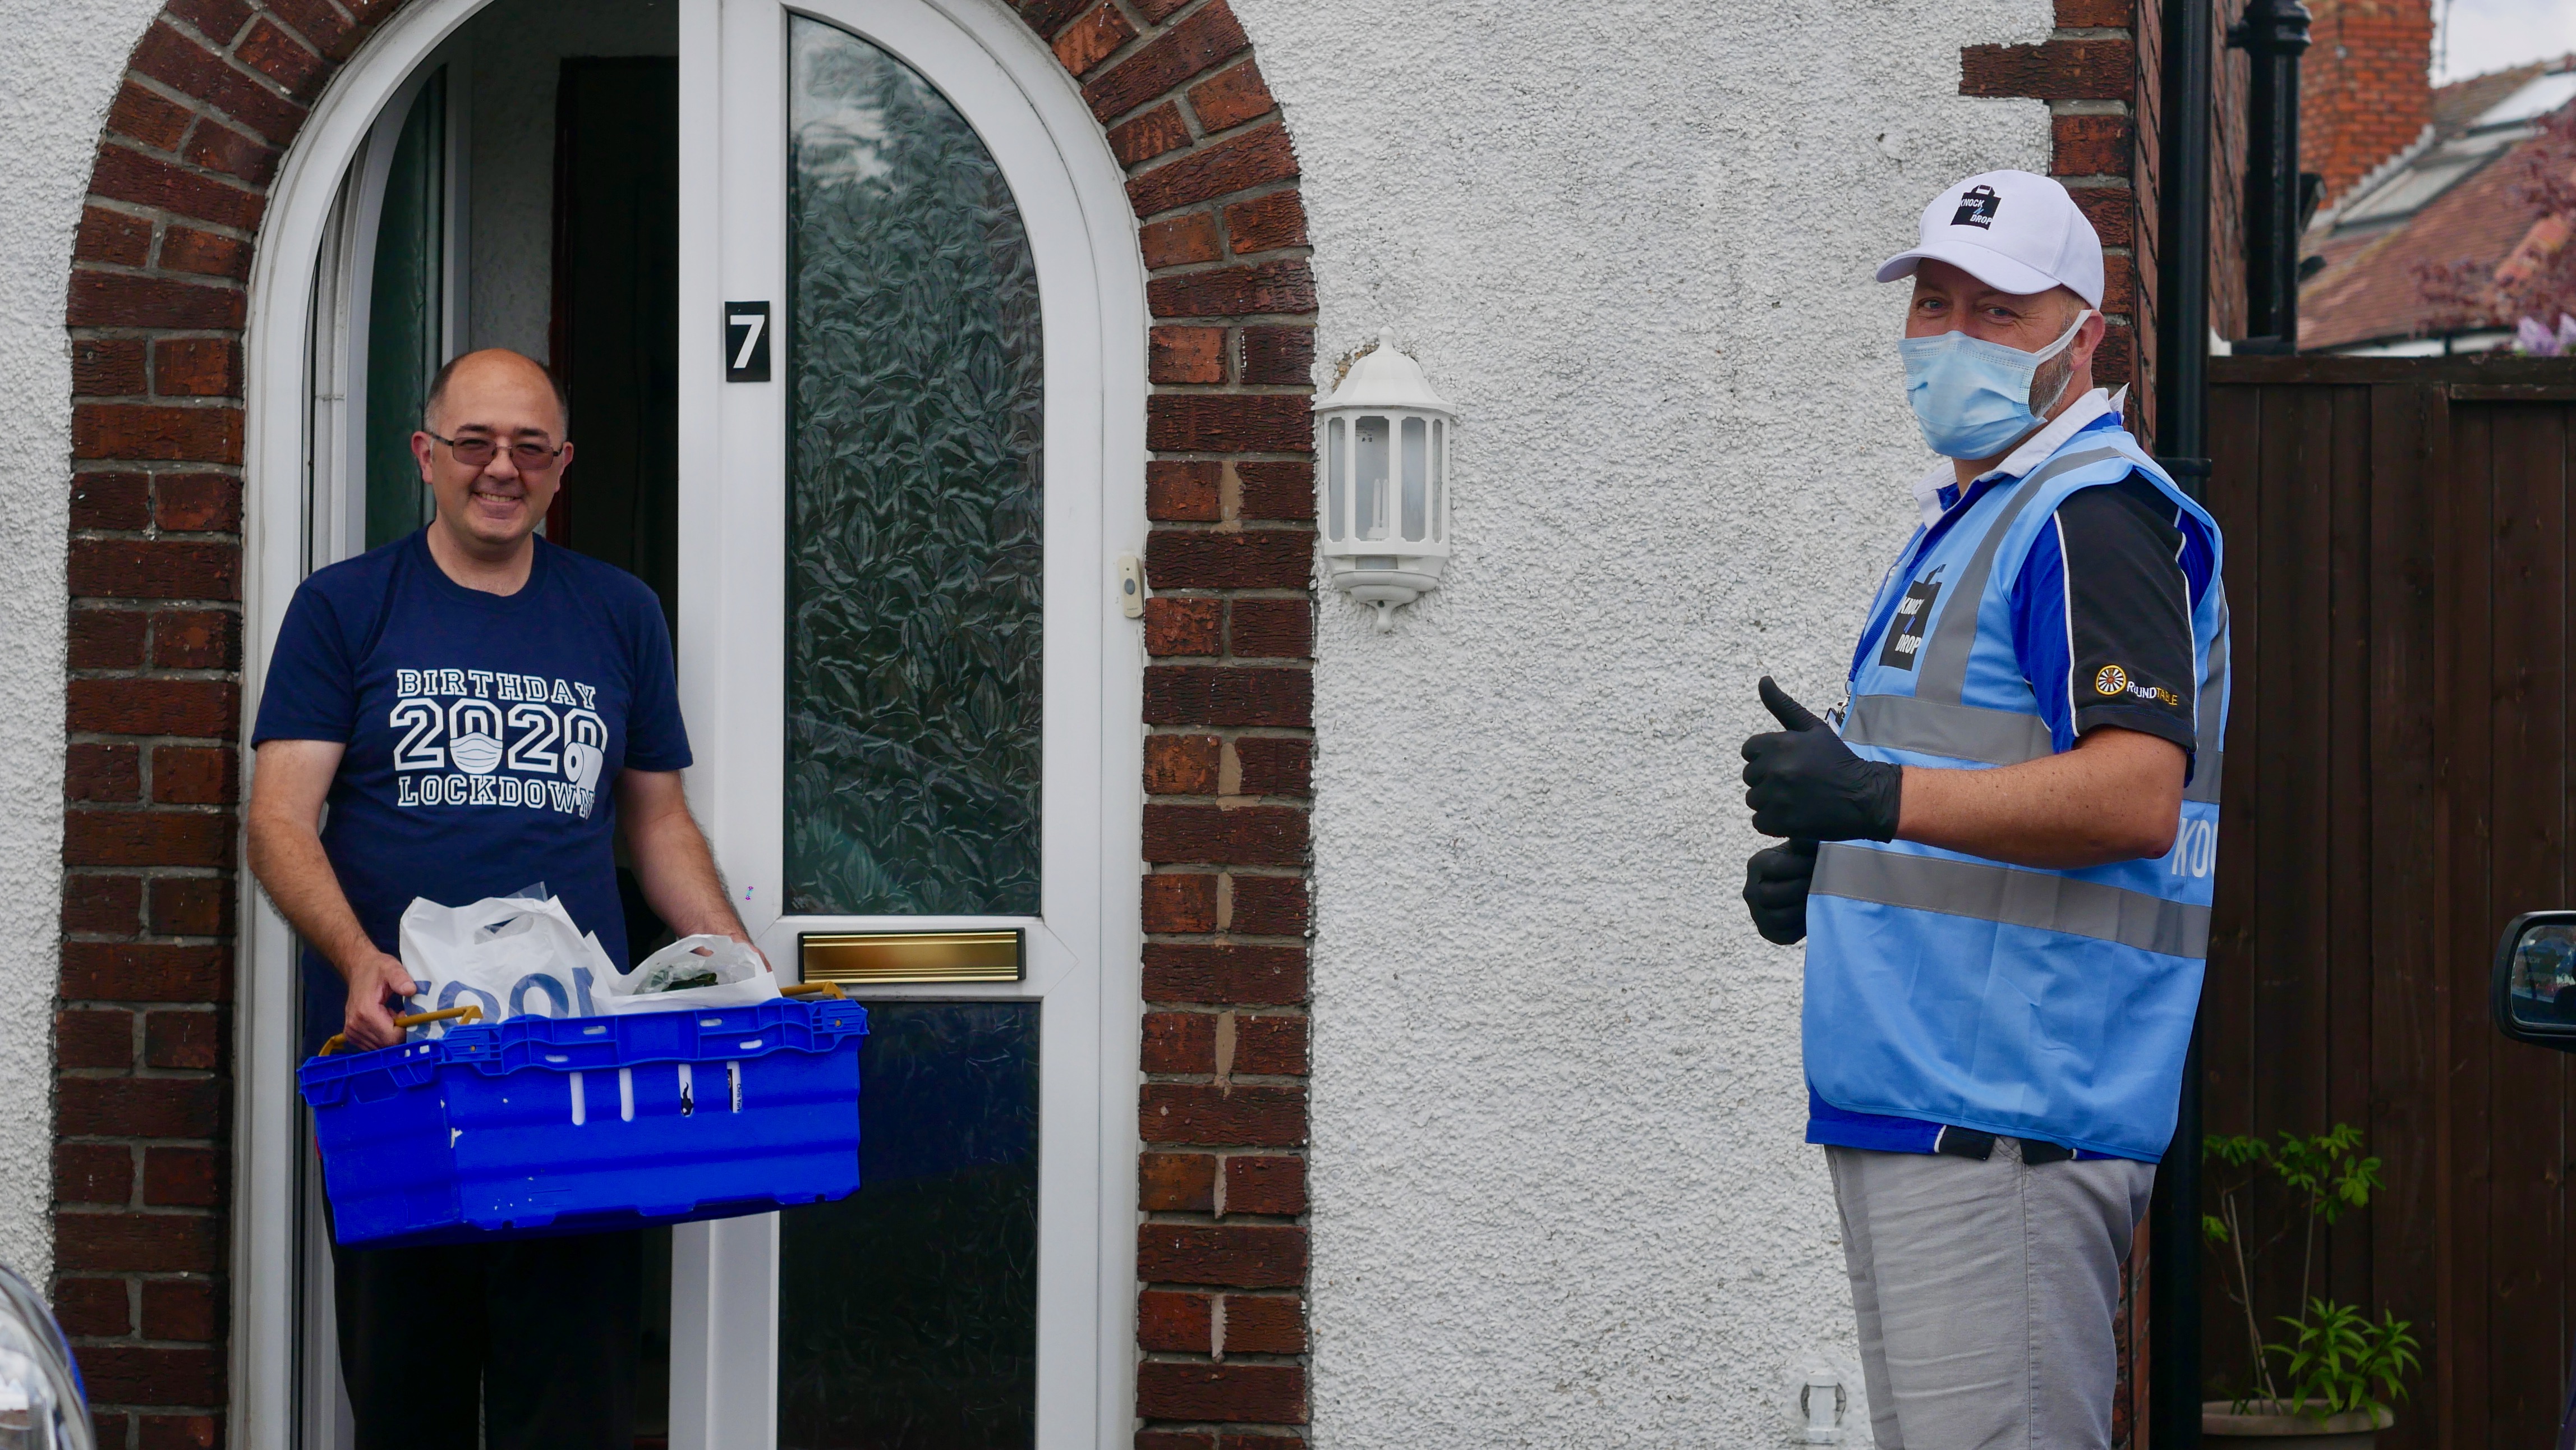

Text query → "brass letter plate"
[799,929,1024,984]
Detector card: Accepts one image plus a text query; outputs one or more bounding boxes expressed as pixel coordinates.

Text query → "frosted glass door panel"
[784,16,1043,916]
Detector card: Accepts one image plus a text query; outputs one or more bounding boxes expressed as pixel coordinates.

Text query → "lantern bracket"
[1311,328,1457,634]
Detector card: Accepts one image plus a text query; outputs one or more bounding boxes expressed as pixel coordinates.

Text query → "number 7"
[730,313,766,370]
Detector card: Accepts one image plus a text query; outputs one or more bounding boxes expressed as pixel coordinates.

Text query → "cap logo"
[1951,184,2002,230]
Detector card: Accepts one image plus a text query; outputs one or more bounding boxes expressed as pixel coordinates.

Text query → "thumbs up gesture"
[1740,677,1905,842]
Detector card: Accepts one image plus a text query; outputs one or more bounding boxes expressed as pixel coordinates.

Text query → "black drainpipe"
[2230,0,2316,352]
[2150,0,2215,1444]
[2158,0,2216,499]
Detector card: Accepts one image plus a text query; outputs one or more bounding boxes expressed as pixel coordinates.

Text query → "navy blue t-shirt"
[252,532,691,1001]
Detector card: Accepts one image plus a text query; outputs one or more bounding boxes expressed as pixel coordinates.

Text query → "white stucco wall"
[0,0,166,1292]
[0,0,2064,1428]
[1233,0,2053,1441]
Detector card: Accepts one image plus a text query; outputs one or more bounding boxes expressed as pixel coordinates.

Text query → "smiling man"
[245,348,754,1449]
[1736,172,2232,1447]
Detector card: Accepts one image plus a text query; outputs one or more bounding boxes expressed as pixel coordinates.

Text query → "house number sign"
[725,301,772,382]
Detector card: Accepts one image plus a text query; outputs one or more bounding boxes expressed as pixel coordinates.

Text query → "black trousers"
[334,1229,641,1450]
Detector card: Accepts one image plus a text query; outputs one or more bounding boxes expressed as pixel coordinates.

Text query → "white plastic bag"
[596,935,780,1016]
[396,892,618,1033]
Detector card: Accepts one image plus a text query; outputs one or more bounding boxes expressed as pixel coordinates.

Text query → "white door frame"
[673,0,1144,1444]
[305,39,471,572]
[234,0,1146,1442]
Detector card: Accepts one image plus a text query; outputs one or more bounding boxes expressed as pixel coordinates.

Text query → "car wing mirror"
[0,1260,95,1450]
[2494,911,2576,1054]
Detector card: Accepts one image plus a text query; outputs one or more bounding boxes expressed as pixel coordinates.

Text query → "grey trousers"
[1827,1140,2155,1449]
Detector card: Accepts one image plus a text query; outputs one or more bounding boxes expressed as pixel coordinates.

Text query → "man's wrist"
[323,940,376,979]
[321,932,397,982]
[1864,761,1905,841]
[664,909,751,943]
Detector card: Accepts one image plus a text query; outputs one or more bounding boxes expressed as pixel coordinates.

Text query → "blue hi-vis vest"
[1804,425,2230,1162]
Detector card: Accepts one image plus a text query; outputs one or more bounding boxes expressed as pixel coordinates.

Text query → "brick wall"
[59,0,298,1441]
[1038,1,1322,1443]
[1962,0,2147,403]
[56,0,1315,1445]
[1956,0,2260,438]
[2212,0,2256,342]
[2300,0,2434,209]
[2135,0,2169,446]
[2131,0,2256,423]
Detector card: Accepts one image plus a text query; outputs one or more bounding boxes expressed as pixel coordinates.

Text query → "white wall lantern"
[1314,328,1456,631]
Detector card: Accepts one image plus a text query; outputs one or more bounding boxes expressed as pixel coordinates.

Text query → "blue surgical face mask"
[1898,309,2094,460]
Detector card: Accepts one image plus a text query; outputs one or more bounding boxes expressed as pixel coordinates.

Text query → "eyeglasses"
[426,432,566,471]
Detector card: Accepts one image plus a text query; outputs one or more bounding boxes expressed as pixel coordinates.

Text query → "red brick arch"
[58,0,1316,1442]
[1956,0,2156,431]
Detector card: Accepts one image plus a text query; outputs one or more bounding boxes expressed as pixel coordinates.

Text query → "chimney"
[2300,0,2436,208]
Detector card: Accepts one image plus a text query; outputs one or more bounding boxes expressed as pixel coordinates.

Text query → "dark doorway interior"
[550,56,682,636]
[548,55,683,1450]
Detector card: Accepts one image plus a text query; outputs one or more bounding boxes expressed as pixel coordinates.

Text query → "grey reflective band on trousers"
[1853,443,2229,804]
[1813,843,2213,957]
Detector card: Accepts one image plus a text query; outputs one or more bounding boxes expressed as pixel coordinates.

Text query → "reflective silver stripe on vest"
[1915,447,2132,705]
[1842,694,2053,765]
[1813,843,2212,958]
[2183,750,2223,804]
[2184,588,2231,805]
[1849,690,2227,802]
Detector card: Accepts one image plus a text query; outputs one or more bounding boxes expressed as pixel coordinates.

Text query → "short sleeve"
[622,604,692,773]
[250,581,360,746]
[2008,474,2198,761]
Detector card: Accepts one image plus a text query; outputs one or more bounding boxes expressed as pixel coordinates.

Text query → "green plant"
[2201,1126,2417,1419]
[2269,1298,2421,1418]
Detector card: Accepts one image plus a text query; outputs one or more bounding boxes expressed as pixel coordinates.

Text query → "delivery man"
[1738,171,2228,1448]
[246,348,757,1450]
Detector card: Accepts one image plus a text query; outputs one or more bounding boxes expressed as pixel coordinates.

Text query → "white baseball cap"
[1875,169,2105,308]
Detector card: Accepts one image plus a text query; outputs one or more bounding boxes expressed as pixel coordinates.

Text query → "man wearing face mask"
[1737,170,2229,1448]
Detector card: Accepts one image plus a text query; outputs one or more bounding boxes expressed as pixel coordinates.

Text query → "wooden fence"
[2201,354,2576,1448]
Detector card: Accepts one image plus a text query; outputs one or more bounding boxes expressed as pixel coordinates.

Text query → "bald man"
[247,349,753,1449]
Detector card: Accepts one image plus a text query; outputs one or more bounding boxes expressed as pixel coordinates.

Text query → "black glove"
[1740,676,1903,842]
[1744,838,1819,944]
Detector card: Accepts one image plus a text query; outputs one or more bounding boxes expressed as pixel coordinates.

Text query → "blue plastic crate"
[298,996,867,1247]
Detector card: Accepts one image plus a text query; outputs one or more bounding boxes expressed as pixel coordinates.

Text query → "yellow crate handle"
[319,1003,484,1057]
[318,983,839,1056]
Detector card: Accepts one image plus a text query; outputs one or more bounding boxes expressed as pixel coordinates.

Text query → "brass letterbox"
[798,929,1024,985]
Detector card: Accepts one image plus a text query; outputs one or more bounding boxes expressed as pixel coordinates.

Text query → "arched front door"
[671,0,1143,1444]
[237,0,1144,1443]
